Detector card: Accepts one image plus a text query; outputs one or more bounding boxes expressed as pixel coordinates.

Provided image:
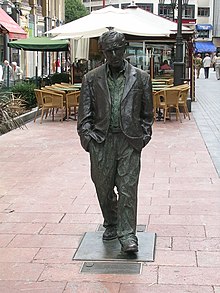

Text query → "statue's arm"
[140,74,154,147]
[77,75,93,151]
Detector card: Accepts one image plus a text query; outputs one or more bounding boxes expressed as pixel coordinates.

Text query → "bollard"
[187,97,191,112]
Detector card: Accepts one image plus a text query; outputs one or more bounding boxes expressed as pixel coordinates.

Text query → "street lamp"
[170,0,177,21]
[173,0,189,86]
[158,0,189,85]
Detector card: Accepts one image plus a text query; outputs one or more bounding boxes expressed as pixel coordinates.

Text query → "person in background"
[214,52,220,80]
[55,58,61,73]
[212,53,217,71]
[2,60,12,87]
[195,53,203,79]
[160,60,171,70]
[11,62,23,84]
[203,53,212,79]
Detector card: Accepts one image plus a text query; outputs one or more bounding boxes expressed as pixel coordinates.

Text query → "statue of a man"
[77,30,153,253]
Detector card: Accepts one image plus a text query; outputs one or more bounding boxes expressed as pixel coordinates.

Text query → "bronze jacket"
[77,61,153,152]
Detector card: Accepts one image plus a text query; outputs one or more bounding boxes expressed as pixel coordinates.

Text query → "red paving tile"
[0,211,64,223]
[197,251,220,267]
[0,247,39,262]
[40,223,98,235]
[0,281,66,293]
[0,263,44,281]
[0,234,15,247]
[64,281,120,293]
[119,284,214,293]
[33,248,76,264]
[173,237,220,251]
[158,266,220,286]
[0,222,44,234]
[0,85,220,291]
[7,234,82,249]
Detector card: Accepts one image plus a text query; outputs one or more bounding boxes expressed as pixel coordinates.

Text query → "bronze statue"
[77,30,153,253]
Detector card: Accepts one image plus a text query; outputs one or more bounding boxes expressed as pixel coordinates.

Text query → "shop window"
[198,7,210,17]
[197,30,209,39]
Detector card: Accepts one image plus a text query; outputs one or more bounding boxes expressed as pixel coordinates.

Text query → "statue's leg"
[114,133,141,244]
[89,136,118,230]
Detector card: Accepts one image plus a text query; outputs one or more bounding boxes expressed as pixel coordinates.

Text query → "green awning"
[8,36,69,52]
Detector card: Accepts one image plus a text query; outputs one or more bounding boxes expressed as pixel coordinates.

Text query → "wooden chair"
[178,86,190,120]
[40,90,65,123]
[66,90,80,120]
[163,89,182,123]
[34,89,43,122]
[153,90,166,121]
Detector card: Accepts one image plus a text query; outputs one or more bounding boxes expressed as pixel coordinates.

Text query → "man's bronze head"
[99,30,126,70]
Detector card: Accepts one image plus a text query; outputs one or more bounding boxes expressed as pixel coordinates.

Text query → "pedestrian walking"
[2,60,13,87]
[215,53,220,80]
[212,53,217,71]
[11,62,23,84]
[195,53,203,79]
[203,53,212,79]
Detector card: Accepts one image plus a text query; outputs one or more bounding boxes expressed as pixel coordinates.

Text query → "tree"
[65,0,88,23]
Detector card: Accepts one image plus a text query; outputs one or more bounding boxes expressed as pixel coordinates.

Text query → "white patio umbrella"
[47,6,171,39]
[125,6,192,35]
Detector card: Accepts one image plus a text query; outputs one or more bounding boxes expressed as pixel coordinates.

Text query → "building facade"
[0,0,65,78]
[212,0,220,51]
[83,0,219,54]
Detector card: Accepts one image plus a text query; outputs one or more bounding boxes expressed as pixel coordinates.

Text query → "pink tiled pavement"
[0,110,220,292]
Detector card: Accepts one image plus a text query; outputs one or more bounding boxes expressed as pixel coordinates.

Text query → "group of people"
[1,60,23,87]
[195,52,220,80]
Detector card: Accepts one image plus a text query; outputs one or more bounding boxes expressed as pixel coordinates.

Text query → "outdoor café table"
[43,87,79,120]
[51,87,80,93]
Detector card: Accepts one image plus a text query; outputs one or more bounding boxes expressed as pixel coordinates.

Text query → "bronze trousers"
[89,132,141,240]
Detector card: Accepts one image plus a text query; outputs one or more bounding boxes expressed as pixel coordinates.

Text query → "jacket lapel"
[97,64,111,104]
[122,63,136,101]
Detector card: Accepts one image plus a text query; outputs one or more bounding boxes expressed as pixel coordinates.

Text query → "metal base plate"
[73,232,156,262]
[81,261,141,274]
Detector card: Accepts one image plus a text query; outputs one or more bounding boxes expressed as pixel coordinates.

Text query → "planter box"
[14,107,40,124]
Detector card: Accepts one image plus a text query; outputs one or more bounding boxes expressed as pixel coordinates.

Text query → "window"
[198,7,210,17]
[158,4,173,19]
[136,3,153,12]
[197,30,209,38]
[183,5,195,19]
[159,4,195,19]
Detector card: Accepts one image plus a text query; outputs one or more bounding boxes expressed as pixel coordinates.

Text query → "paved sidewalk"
[193,67,220,176]
[0,74,220,292]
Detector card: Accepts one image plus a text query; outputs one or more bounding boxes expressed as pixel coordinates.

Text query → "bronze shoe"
[102,226,117,241]
[121,238,138,253]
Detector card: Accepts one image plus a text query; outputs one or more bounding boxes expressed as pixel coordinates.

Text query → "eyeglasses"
[102,45,125,53]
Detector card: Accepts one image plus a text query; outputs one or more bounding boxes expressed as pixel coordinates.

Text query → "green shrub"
[0,93,26,135]
[11,82,37,110]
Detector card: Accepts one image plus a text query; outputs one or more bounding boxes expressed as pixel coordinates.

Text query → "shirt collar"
[106,60,127,77]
